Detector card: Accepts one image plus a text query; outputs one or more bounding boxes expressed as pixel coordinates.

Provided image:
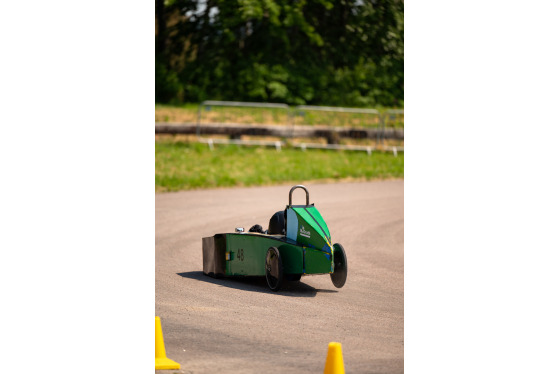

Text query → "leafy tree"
[155,0,403,107]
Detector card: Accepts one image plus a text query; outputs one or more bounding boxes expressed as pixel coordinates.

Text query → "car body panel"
[202,232,331,277]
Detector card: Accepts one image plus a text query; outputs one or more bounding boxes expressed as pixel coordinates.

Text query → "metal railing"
[293,105,380,128]
[292,105,386,152]
[196,101,291,149]
[379,109,404,151]
[186,100,403,154]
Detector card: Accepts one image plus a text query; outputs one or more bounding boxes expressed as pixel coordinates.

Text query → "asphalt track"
[155,180,403,373]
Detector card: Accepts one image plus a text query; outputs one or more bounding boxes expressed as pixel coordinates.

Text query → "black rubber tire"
[265,247,284,291]
[330,243,347,288]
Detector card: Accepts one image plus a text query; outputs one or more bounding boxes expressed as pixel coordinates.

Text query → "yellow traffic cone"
[323,342,345,374]
[155,316,181,370]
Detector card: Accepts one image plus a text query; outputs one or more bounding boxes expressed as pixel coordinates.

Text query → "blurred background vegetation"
[155,138,403,191]
[155,0,404,108]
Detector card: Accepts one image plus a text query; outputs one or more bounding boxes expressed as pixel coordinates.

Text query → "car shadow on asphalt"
[177,271,338,297]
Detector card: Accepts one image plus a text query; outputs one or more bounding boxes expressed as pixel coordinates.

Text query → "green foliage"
[155,57,182,103]
[155,0,403,107]
[155,139,404,191]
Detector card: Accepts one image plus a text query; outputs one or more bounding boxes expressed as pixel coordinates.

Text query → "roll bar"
[289,185,310,206]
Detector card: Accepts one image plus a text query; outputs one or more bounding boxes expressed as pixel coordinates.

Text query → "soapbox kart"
[202,185,347,291]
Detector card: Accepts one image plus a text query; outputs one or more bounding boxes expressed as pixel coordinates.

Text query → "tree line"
[156,0,403,108]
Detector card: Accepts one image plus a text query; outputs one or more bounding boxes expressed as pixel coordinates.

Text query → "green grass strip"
[155,140,403,192]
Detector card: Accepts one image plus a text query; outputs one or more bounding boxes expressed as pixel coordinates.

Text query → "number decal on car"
[237,248,244,261]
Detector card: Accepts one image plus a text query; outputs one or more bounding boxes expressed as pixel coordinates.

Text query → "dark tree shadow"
[177,271,338,297]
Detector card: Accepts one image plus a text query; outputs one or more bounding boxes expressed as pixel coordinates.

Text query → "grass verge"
[155,139,403,192]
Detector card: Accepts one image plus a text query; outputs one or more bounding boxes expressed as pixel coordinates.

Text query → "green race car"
[202,185,347,291]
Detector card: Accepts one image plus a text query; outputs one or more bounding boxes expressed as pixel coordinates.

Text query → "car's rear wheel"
[330,243,347,288]
[265,247,284,291]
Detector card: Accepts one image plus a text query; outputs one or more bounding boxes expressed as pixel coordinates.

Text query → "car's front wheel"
[330,243,347,288]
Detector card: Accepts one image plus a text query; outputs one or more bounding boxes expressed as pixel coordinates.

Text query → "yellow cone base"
[156,357,181,370]
[156,316,181,370]
[324,342,345,374]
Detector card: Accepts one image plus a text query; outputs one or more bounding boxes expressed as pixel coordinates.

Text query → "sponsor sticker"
[299,225,311,238]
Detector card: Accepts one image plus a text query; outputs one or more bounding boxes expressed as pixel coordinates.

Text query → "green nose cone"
[286,205,332,253]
